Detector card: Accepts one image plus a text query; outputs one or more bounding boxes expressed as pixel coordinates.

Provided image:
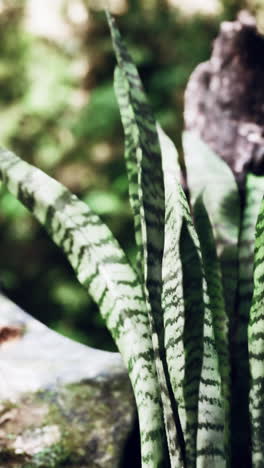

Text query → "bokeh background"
[0,0,263,351]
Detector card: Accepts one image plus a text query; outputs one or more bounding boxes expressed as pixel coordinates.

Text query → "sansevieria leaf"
[158,118,227,468]
[0,147,167,468]
[158,123,217,466]
[183,130,240,318]
[248,196,264,467]
[179,194,226,468]
[107,11,185,467]
[113,41,228,466]
[114,42,195,464]
[152,113,227,468]
[161,148,201,467]
[183,132,235,465]
[109,11,228,466]
[237,175,264,342]
[193,195,230,461]
[158,124,194,464]
[233,175,264,466]
[113,65,144,280]
[158,91,227,468]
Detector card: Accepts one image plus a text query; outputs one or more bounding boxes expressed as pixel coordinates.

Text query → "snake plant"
[0,12,263,468]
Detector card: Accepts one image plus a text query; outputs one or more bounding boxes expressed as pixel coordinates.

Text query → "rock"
[0,293,136,468]
[184,10,264,187]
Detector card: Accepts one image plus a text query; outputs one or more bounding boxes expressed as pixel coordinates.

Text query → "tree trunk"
[184,10,264,189]
[0,293,136,468]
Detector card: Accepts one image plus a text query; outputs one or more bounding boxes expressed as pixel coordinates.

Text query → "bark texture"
[184,10,264,186]
[0,294,136,468]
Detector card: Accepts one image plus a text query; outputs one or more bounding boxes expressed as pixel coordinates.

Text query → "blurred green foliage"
[0,0,262,350]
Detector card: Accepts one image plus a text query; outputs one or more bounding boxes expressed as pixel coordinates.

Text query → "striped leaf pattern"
[107,11,185,466]
[0,147,168,468]
[109,11,227,466]
[182,132,232,464]
[193,195,230,461]
[114,65,144,279]
[158,126,192,464]
[159,123,227,466]
[233,175,264,467]
[158,124,226,465]
[248,196,264,468]
[159,126,225,466]
[183,130,240,318]
[179,193,226,468]
[237,175,264,342]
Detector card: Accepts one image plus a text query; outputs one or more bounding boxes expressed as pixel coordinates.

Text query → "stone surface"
[0,294,136,468]
[184,10,264,188]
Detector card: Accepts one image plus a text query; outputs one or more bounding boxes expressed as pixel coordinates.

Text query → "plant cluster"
[0,11,263,468]
[0,1,219,348]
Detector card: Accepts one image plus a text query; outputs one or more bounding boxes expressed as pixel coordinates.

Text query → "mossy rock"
[0,294,137,468]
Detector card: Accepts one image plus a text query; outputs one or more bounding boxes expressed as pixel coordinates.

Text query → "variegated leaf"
[0,147,167,468]
[159,128,228,465]
[237,175,264,340]
[248,196,264,467]
[233,175,264,466]
[182,130,240,318]
[193,194,230,461]
[159,126,227,465]
[158,124,198,465]
[180,194,226,468]
[107,10,185,467]
[109,11,227,466]
[114,65,144,280]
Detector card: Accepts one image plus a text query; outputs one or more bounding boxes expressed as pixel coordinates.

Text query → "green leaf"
[109,11,227,466]
[237,175,264,340]
[233,175,264,465]
[158,73,227,468]
[158,124,197,465]
[171,136,228,464]
[162,183,226,466]
[248,196,264,467]
[159,119,227,468]
[107,10,184,466]
[161,114,227,467]
[182,130,240,318]
[0,147,166,468]
[180,197,226,467]
[193,195,230,461]
[158,121,227,465]
[113,65,143,277]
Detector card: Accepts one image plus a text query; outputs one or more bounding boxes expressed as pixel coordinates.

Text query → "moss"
[22,442,71,468]
[37,381,116,465]
[0,376,134,468]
